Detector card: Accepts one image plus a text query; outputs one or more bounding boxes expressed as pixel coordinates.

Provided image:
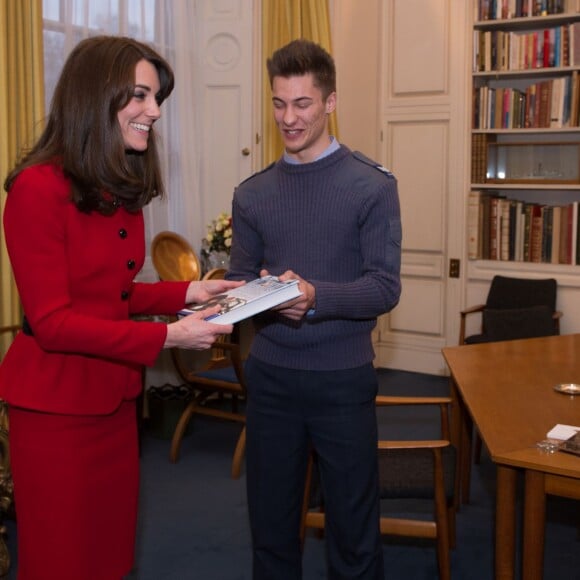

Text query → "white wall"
[330,0,381,160]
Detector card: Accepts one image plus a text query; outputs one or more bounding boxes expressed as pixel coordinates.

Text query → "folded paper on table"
[178,275,302,325]
[546,424,580,440]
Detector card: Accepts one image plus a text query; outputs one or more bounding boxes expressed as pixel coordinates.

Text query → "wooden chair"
[149,234,245,475]
[151,231,201,282]
[168,266,249,479]
[300,395,456,580]
[202,267,228,281]
[458,275,562,499]
[168,338,247,478]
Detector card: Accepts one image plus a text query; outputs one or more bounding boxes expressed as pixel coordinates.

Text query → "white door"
[372,0,471,375]
[195,0,257,229]
[144,0,256,386]
[142,0,256,282]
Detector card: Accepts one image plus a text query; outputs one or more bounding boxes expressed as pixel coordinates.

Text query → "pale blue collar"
[283,136,340,164]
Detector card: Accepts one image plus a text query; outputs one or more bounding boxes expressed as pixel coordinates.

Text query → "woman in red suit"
[0,36,242,579]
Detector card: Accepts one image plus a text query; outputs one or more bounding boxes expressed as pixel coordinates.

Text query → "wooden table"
[442,334,580,580]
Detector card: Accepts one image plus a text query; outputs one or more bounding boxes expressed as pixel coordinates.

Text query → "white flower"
[202,212,232,254]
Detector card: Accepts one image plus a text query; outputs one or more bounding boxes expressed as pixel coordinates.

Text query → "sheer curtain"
[42,0,202,281]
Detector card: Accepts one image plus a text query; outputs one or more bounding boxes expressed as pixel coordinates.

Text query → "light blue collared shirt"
[283,136,340,165]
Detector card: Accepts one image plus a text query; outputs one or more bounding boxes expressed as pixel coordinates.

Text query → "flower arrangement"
[202,211,232,255]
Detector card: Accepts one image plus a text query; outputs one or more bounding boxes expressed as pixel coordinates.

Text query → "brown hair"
[266,39,336,99]
[4,35,175,214]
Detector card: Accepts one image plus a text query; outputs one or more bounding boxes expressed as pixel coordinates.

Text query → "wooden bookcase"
[469,1,580,267]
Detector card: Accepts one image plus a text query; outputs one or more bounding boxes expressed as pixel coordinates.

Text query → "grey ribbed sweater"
[227,145,401,371]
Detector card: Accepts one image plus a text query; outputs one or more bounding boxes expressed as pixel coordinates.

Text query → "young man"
[227,39,402,579]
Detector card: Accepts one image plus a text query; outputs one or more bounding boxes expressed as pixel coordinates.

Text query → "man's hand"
[261,268,315,321]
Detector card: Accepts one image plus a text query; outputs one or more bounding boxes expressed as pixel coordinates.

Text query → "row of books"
[467,190,580,264]
[477,0,568,20]
[473,74,580,128]
[473,23,580,72]
[471,134,497,183]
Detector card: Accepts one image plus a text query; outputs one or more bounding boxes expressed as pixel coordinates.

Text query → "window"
[42,0,200,280]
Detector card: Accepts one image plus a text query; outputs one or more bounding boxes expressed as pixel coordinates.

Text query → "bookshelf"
[469,0,580,268]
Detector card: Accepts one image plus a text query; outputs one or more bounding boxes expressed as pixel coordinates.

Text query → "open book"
[178,275,302,325]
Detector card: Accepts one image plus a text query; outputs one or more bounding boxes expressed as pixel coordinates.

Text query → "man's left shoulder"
[351,151,395,179]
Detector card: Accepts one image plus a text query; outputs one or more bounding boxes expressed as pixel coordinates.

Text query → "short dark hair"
[5,35,175,214]
[266,39,336,99]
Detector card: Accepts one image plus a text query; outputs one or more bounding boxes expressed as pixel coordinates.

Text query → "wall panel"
[390,278,444,335]
[391,0,448,97]
[388,120,448,252]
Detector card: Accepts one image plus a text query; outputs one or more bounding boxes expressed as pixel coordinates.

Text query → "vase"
[207,250,230,271]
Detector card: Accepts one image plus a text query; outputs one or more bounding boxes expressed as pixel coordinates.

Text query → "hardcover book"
[178,275,302,325]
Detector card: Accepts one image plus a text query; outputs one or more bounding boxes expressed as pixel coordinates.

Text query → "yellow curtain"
[261,0,338,166]
[0,0,45,348]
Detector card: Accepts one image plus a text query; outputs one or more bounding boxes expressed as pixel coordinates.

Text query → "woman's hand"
[164,306,233,350]
[185,279,245,305]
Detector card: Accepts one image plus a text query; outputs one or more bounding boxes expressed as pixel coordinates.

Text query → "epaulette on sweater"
[237,161,276,187]
[352,151,394,178]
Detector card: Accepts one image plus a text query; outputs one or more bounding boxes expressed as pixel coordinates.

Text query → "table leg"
[450,378,472,505]
[522,470,546,580]
[495,465,517,580]
[461,412,473,504]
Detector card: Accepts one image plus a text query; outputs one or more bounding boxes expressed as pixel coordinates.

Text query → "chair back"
[151,231,201,281]
[202,267,227,281]
[485,275,557,311]
[479,275,560,341]
[482,305,557,341]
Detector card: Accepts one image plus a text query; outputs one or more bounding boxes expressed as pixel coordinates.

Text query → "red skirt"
[9,401,139,580]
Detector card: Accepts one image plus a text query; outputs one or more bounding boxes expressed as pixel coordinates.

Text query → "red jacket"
[0,163,189,415]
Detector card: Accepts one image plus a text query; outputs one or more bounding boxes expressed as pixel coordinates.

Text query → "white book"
[178,275,302,325]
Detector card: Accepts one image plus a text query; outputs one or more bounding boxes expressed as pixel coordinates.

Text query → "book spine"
[468,190,482,259]
[523,203,533,261]
[572,201,579,266]
[481,194,492,259]
[500,199,511,261]
[559,204,570,264]
[508,200,518,261]
[551,206,561,264]
[489,196,501,260]
[529,205,544,263]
